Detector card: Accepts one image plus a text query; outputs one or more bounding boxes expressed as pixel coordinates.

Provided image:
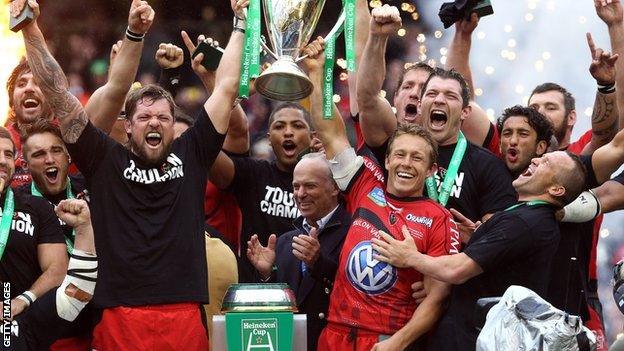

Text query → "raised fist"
[128,0,155,35]
[370,5,402,37]
[155,43,184,69]
[55,199,91,229]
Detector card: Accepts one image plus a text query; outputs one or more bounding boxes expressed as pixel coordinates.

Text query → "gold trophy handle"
[241,8,279,60]
[295,9,346,63]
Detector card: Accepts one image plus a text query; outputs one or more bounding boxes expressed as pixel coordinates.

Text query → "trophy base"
[255,57,313,101]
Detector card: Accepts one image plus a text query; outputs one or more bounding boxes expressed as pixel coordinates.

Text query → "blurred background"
[2,0,624,345]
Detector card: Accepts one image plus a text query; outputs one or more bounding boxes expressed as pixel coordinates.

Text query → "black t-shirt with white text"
[66,110,224,308]
[431,142,517,222]
[0,190,64,298]
[430,203,559,350]
[229,158,299,282]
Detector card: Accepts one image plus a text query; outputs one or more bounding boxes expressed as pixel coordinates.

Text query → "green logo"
[226,312,293,351]
[241,318,278,350]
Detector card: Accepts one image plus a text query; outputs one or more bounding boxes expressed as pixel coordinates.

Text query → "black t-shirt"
[229,158,299,282]
[0,190,64,298]
[546,154,599,321]
[66,110,224,308]
[19,174,88,247]
[430,203,559,350]
[431,142,517,222]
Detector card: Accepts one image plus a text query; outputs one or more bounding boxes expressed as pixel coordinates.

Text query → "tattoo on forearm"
[24,29,87,142]
[594,120,617,144]
[592,93,615,125]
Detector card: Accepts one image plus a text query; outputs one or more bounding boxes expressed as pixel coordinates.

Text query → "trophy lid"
[221,283,298,312]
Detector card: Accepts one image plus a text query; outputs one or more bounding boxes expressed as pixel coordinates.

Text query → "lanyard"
[31,179,75,253]
[0,188,15,260]
[425,132,467,206]
[504,200,551,212]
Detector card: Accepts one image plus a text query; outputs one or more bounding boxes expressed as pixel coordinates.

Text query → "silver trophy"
[251,0,345,101]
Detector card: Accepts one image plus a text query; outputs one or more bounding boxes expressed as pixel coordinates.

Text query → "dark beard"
[554,115,569,145]
[130,139,172,167]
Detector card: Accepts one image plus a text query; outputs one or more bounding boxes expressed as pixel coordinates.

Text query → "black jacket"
[274,204,350,351]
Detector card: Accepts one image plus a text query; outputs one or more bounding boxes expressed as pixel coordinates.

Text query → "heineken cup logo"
[242,318,278,351]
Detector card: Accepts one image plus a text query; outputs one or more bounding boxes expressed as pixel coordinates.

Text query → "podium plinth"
[213,283,307,351]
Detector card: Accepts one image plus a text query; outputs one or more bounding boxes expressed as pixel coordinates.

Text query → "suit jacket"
[274,204,350,351]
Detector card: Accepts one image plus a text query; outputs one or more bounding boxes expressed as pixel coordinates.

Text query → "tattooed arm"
[583,90,618,155]
[21,0,87,143]
[582,32,619,155]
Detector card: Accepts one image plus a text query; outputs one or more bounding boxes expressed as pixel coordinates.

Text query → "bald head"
[293,153,339,222]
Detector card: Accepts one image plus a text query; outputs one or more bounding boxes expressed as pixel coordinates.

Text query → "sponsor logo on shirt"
[11,212,34,237]
[434,168,465,199]
[122,154,184,184]
[260,185,300,219]
[449,218,461,254]
[405,213,433,228]
[367,187,387,207]
[346,241,397,295]
[363,158,385,183]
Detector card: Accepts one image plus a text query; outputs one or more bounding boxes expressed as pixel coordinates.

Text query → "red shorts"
[318,323,384,351]
[91,303,208,351]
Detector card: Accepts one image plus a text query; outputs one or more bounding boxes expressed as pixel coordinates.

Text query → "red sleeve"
[567,129,593,155]
[485,122,502,159]
[425,207,460,257]
[344,156,386,212]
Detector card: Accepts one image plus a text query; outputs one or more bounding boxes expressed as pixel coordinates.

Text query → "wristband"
[16,290,36,307]
[233,16,246,32]
[598,83,616,94]
[561,190,601,223]
[126,27,145,42]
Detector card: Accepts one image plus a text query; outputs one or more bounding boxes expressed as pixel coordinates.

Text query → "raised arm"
[356,5,401,147]
[21,1,89,143]
[595,0,624,132]
[202,0,245,134]
[86,0,154,134]
[445,13,491,147]
[347,0,371,115]
[181,31,249,153]
[583,32,619,154]
[304,38,351,159]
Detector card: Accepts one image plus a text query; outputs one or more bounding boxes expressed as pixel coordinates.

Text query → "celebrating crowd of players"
[3,0,624,350]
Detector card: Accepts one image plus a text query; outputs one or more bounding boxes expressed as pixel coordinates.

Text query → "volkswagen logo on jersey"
[346,241,397,295]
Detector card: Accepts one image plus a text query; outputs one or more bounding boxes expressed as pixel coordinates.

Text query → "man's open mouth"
[44,167,59,183]
[430,110,448,128]
[146,132,162,147]
[282,140,297,156]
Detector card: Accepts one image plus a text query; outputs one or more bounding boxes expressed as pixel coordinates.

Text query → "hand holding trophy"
[240,0,347,101]
[9,0,35,32]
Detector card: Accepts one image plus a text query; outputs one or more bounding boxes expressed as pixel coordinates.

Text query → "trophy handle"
[242,8,279,60]
[295,9,346,63]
